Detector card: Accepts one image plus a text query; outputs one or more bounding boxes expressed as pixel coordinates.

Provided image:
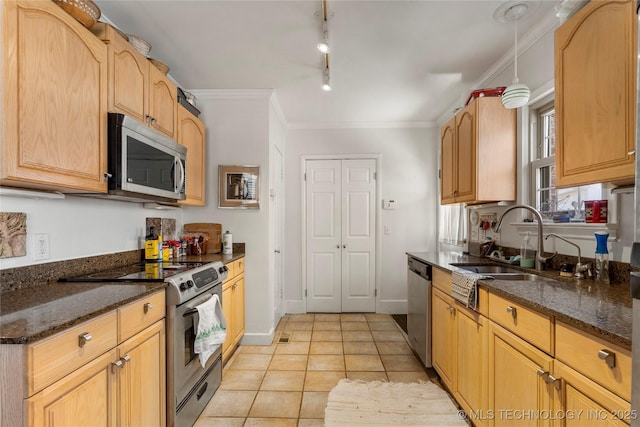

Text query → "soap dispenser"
[594,232,610,284]
[520,232,535,268]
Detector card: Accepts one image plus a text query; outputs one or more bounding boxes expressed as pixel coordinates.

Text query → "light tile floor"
[195,313,436,427]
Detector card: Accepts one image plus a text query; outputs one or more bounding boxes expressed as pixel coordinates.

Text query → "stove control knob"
[219,266,228,274]
[179,282,188,291]
[187,280,195,288]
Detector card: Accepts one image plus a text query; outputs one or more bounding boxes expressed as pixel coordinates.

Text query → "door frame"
[301,154,382,313]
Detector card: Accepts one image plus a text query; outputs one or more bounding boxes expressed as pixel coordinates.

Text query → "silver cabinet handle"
[111,359,124,373]
[144,303,153,314]
[598,349,616,368]
[336,245,340,249]
[447,306,456,314]
[102,172,112,182]
[274,249,281,254]
[122,354,131,363]
[78,332,92,347]
[151,117,157,125]
[544,374,561,389]
[506,306,517,317]
[343,244,346,248]
[628,150,636,156]
[536,369,548,377]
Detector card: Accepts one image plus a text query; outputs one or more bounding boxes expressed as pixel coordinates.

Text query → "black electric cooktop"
[60,261,205,282]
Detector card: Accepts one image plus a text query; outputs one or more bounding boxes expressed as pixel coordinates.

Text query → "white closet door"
[305,158,376,313]
[341,159,376,312]
[306,159,342,313]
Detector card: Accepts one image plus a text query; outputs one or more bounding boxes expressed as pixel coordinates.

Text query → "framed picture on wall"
[218,165,260,209]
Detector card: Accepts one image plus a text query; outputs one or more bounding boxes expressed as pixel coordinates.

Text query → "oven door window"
[183,311,198,366]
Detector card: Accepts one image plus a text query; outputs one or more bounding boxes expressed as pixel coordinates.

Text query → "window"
[530,101,604,222]
[438,203,467,247]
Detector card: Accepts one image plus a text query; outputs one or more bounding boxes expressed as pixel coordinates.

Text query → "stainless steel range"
[63,260,228,427]
[165,262,227,427]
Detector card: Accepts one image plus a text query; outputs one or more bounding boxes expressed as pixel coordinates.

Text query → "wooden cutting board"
[183,223,222,253]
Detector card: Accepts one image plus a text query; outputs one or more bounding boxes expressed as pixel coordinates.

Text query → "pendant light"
[497,2,531,109]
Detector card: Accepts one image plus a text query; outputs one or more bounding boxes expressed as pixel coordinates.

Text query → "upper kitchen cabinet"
[440,96,516,205]
[178,105,206,206]
[2,0,108,193]
[92,23,178,140]
[555,0,637,188]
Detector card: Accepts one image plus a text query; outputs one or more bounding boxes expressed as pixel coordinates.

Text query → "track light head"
[322,68,332,91]
[317,21,330,53]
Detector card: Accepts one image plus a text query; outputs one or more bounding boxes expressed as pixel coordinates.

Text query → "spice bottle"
[594,232,610,284]
[223,231,233,255]
[145,227,159,261]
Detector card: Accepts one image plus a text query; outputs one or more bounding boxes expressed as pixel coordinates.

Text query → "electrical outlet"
[33,233,50,261]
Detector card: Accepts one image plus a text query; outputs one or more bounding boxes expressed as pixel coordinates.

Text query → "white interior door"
[272,146,284,321]
[305,158,376,313]
[341,159,376,312]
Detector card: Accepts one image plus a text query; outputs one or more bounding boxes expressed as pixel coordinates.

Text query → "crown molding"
[287,120,437,130]
[189,89,275,100]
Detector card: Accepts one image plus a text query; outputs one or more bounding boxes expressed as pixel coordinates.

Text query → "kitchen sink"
[453,264,540,281]
[455,265,522,274]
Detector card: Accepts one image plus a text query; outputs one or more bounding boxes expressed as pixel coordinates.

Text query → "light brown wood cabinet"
[222,258,246,363]
[178,105,206,206]
[2,291,166,427]
[92,23,178,140]
[2,0,108,193]
[487,321,554,427]
[431,268,488,426]
[554,0,637,187]
[440,97,516,205]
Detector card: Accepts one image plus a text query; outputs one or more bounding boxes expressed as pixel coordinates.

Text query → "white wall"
[284,126,439,314]
[183,90,281,344]
[0,194,182,270]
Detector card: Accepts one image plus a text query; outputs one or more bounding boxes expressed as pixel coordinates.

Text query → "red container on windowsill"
[584,200,608,223]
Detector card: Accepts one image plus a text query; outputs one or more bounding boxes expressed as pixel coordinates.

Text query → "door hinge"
[438,169,442,179]
[375,289,377,297]
[374,172,377,180]
[305,289,307,297]
[304,173,306,181]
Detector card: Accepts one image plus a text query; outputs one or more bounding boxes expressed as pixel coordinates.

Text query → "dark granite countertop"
[407,251,633,350]
[0,252,246,345]
[0,282,166,344]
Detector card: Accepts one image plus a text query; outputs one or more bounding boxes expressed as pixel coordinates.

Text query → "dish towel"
[451,270,485,311]
[194,293,227,368]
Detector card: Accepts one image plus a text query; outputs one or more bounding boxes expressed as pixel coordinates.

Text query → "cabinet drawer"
[224,261,236,281]
[432,267,451,294]
[118,291,165,342]
[236,258,244,276]
[556,321,631,401]
[488,293,553,355]
[28,311,118,395]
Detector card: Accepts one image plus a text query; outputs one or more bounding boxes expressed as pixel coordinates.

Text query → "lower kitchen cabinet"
[456,305,488,427]
[222,257,246,364]
[2,290,166,427]
[431,268,488,426]
[552,360,630,427]
[432,286,457,392]
[488,321,554,427]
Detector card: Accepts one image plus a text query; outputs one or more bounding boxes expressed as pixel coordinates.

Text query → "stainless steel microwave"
[106,113,186,203]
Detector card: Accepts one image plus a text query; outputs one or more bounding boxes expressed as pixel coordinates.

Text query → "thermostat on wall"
[383,200,396,210]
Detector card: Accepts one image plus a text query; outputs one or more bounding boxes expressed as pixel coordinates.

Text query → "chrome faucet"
[545,233,591,279]
[493,204,551,271]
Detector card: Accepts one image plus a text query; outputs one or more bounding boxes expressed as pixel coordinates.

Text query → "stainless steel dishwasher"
[407,256,432,367]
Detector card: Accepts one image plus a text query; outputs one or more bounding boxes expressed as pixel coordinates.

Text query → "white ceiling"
[94,0,559,127]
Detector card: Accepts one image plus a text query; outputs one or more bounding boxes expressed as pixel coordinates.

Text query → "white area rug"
[324,379,468,427]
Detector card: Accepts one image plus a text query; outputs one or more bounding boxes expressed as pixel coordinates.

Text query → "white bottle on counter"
[223,231,233,255]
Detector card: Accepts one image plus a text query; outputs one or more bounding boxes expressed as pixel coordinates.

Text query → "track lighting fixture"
[317,0,330,53]
[322,65,332,91]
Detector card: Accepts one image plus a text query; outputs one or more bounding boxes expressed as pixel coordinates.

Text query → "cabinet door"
[555,0,636,187]
[108,33,147,124]
[28,350,117,427]
[455,103,476,203]
[488,322,553,427]
[431,288,456,392]
[222,284,234,363]
[552,361,630,427]
[233,275,245,344]
[148,65,177,139]
[117,320,166,427]
[178,105,206,206]
[3,0,108,193]
[440,116,457,204]
[456,306,487,427]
